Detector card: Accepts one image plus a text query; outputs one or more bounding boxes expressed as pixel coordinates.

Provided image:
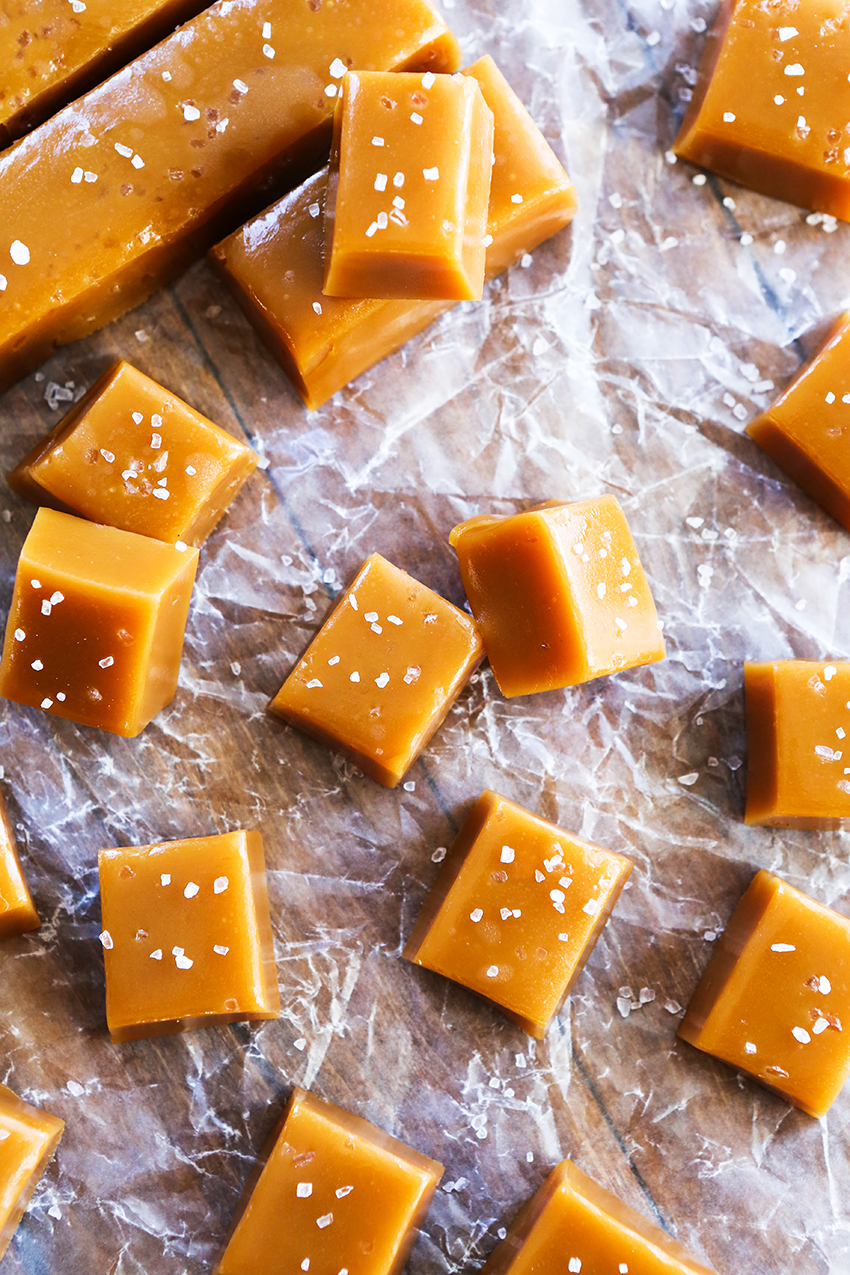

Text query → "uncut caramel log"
[0,1086,64,1265]
[210,55,576,410]
[0,0,461,392]
[0,0,211,146]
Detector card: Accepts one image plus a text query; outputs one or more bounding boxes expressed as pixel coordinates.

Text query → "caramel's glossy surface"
[268,552,483,787]
[210,56,576,409]
[675,0,850,217]
[450,497,665,698]
[324,70,493,300]
[747,313,850,530]
[0,0,461,390]
[679,870,850,1118]
[216,1087,442,1275]
[8,359,258,545]
[0,1085,64,1265]
[0,0,210,145]
[482,1159,717,1275]
[404,790,632,1037]
[745,660,850,827]
[0,789,39,941]
[99,830,279,1042]
[0,508,198,736]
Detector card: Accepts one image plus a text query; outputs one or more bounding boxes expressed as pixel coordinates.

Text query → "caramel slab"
[745,659,850,827]
[0,790,39,941]
[324,70,494,300]
[0,507,198,736]
[404,790,632,1037]
[8,359,258,545]
[450,497,665,698]
[0,0,461,390]
[210,55,576,409]
[679,870,850,1118]
[0,1086,64,1265]
[269,553,483,787]
[215,1087,442,1275]
[99,830,279,1042]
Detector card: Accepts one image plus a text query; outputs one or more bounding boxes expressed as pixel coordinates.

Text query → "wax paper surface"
[1,0,850,1271]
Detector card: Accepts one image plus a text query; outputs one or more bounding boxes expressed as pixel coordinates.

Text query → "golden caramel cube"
[0,508,198,737]
[0,790,39,942]
[269,553,483,787]
[679,871,850,1118]
[747,314,850,531]
[324,70,494,300]
[0,0,460,391]
[404,790,632,1037]
[482,1159,716,1275]
[99,830,279,1043]
[745,660,850,827]
[210,56,576,410]
[450,497,665,698]
[8,360,258,546]
[215,1087,442,1275]
[675,0,850,217]
[0,1085,64,1265]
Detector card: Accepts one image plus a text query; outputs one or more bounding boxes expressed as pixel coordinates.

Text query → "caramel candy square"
[450,497,665,698]
[268,553,483,787]
[8,360,258,546]
[675,0,850,218]
[482,1159,716,1275]
[0,508,198,737]
[745,660,850,827]
[99,830,279,1042]
[0,1086,64,1264]
[747,313,850,531]
[324,70,494,300]
[679,870,850,1118]
[215,1086,442,1275]
[0,791,39,942]
[404,790,632,1038]
[210,56,576,410]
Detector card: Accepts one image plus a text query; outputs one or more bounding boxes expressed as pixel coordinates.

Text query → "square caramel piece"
[8,360,258,546]
[679,870,850,1118]
[0,508,199,737]
[674,0,850,218]
[745,660,850,827]
[747,313,850,531]
[404,790,632,1037]
[99,830,279,1043]
[268,553,483,787]
[323,70,494,300]
[0,790,39,942]
[450,497,665,698]
[0,1085,64,1264]
[481,1159,716,1275]
[215,1086,442,1275]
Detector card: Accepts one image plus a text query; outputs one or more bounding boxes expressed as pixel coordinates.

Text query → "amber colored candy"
[404,790,632,1037]
[0,508,198,736]
[215,1086,442,1275]
[0,0,210,146]
[0,1085,64,1264]
[0,790,39,942]
[99,830,279,1042]
[210,56,576,410]
[481,1159,717,1275]
[747,313,850,531]
[324,70,494,300]
[450,497,665,698]
[8,360,258,546]
[679,870,850,1118]
[675,0,850,218]
[269,553,483,788]
[0,0,461,392]
[744,660,850,827]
